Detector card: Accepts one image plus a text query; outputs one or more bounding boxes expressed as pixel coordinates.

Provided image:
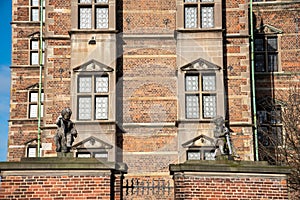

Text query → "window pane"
[28,147,37,157]
[96,0,108,3]
[185,75,198,91]
[31,0,39,6]
[96,8,109,29]
[95,76,109,93]
[78,77,92,93]
[268,54,278,72]
[185,7,197,28]
[255,38,264,51]
[186,95,199,119]
[78,97,92,120]
[31,40,39,50]
[29,104,38,118]
[77,153,91,158]
[30,92,38,102]
[204,151,215,160]
[187,151,201,160]
[267,38,277,51]
[31,52,39,65]
[202,95,216,118]
[184,0,197,2]
[201,6,214,28]
[79,8,92,29]
[201,0,214,2]
[79,0,92,3]
[95,96,108,119]
[202,74,215,91]
[255,54,265,72]
[94,152,108,158]
[31,8,39,21]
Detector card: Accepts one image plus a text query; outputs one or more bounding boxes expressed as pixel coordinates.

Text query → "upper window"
[29,91,44,118]
[30,39,45,65]
[254,36,278,72]
[78,0,109,29]
[184,0,214,29]
[30,0,45,22]
[185,73,216,119]
[77,74,109,120]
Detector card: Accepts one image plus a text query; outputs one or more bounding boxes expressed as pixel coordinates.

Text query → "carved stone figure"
[213,117,228,156]
[213,116,239,159]
[54,108,77,153]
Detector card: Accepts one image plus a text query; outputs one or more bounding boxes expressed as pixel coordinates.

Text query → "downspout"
[250,0,259,161]
[37,0,44,157]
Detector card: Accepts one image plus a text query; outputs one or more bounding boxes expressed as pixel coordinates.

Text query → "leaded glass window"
[77,74,110,121]
[254,36,279,72]
[95,96,108,119]
[184,0,214,29]
[78,97,92,120]
[186,95,200,119]
[78,0,109,29]
[30,40,45,65]
[185,73,217,119]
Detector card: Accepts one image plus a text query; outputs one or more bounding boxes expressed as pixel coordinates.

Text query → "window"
[185,73,216,119]
[187,148,215,160]
[184,0,214,29]
[77,74,109,120]
[254,36,278,72]
[29,91,44,118]
[76,151,108,159]
[257,105,283,147]
[30,0,45,22]
[78,0,109,29]
[30,39,45,65]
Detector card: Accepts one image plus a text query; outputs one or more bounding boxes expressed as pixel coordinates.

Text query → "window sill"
[176,119,213,125]
[69,29,118,35]
[176,28,224,33]
[74,120,116,125]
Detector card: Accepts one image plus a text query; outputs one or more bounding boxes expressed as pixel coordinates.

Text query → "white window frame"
[185,73,217,119]
[77,74,110,121]
[183,0,215,29]
[28,91,44,118]
[30,0,45,22]
[78,0,109,29]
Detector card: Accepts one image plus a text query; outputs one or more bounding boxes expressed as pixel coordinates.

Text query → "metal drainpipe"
[250,0,259,161]
[37,0,44,157]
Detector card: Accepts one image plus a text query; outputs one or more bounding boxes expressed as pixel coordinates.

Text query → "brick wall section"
[0,175,112,200]
[173,175,289,199]
[0,158,127,200]
[170,161,291,200]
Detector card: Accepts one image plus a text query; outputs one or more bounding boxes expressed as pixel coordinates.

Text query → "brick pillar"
[0,158,127,200]
[170,160,290,199]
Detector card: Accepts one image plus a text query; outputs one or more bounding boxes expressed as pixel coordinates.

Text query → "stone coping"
[169,160,290,175]
[0,157,127,173]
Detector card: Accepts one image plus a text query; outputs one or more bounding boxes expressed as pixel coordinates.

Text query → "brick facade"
[7,0,300,198]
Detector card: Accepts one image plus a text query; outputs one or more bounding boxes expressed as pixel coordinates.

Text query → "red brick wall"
[173,174,289,199]
[0,173,125,200]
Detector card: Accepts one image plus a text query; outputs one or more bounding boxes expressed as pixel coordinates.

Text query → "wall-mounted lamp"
[88,36,96,45]
[59,68,64,81]
[163,18,171,28]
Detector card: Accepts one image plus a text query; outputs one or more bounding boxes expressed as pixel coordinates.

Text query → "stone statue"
[213,116,238,158]
[54,108,77,153]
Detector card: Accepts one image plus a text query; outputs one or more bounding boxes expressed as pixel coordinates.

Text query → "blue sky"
[0,0,11,161]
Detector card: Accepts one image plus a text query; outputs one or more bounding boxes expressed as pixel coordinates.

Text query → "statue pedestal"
[57,152,74,158]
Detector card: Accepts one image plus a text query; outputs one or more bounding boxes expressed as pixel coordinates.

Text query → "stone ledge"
[169,160,290,175]
[0,157,128,173]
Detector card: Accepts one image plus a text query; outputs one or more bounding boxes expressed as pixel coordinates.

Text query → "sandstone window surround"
[184,0,214,28]
[28,90,44,118]
[185,73,217,119]
[30,0,45,22]
[78,0,110,29]
[30,39,44,65]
